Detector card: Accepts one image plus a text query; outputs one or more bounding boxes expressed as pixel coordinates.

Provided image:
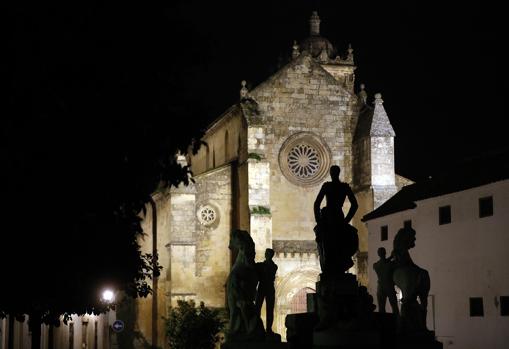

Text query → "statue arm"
[344,185,358,223]
[314,184,326,223]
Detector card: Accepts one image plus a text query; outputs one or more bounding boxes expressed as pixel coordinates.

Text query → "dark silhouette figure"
[373,247,399,316]
[392,227,430,333]
[313,165,359,274]
[255,248,278,334]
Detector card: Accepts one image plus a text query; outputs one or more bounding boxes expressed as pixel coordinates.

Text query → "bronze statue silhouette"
[373,247,399,316]
[392,227,430,333]
[255,248,278,334]
[226,230,265,341]
[314,165,359,274]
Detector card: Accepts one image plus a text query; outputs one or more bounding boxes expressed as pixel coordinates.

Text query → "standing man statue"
[373,247,399,315]
[255,248,278,334]
[313,165,359,274]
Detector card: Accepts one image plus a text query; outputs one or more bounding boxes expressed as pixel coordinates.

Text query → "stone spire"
[370,93,395,136]
[309,11,321,36]
[240,80,249,99]
[292,40,300,59]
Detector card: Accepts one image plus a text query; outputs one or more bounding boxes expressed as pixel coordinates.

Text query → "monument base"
[313,329,380,348]
[396,331,443,349]
[286,312,319,348]
[222,332,286,349]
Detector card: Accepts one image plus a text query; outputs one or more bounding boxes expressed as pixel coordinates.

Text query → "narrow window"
[69,322,74,349]
[439,205,451,225]
[470,297,484,317]
[500,296,509,316]
[225,131,229,161]
[404,220,412,228]
[479,196,493,218]
[205,146,210,170]
[381,225,388,241]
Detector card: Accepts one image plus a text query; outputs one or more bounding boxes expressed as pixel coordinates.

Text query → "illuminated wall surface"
[366,179,509,349]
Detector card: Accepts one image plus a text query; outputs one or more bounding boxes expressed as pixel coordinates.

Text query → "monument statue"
[313,165,359,274]
[311,165,376,333]
[373,247,399,316]
[391,227,430,333]
[255,248,278,335]
[225,229,265,342]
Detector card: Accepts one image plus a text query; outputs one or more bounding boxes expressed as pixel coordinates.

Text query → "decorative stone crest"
[240,80,249,99]
[292,40,300,59]
[197,205,217,226]
[279,133,331,186]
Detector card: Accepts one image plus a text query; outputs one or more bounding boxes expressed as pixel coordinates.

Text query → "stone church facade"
[135,12,411,345]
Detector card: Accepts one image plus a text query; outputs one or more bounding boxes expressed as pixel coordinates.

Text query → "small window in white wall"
[500,296,509,316]
[404,220,412,228]
[470,297,484,317]
[479,196,493,218]
[381,225,388,241]
[439,205,451,225]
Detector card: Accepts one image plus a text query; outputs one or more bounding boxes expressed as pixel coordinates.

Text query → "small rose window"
[197,205,217,226]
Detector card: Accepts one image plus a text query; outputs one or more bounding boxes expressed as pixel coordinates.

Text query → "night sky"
[5,1,506,181]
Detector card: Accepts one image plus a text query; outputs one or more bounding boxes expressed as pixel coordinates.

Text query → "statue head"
[330,165,341,180]
[377,247,386,258]
[393,226,416,252]
[229,229,256,264]
[265,248,275,261]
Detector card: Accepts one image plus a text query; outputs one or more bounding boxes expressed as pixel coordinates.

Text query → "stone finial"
[292,40,300,59]
[318,48,329,63]
[374,93,383,105]
[346,43,354,63]
[309,11,321,36]
[240,80,249,99]
[358,83,368,104]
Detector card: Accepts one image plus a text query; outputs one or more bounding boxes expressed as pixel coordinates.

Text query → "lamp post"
[100,289,116,349]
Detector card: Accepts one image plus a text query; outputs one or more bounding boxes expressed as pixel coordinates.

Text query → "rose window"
[279,132,331,186]
[287,144,320,178]
[198,205,217,226]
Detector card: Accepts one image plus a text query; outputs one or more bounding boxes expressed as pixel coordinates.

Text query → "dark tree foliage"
[166,300,226,349]
[1,3,210,344]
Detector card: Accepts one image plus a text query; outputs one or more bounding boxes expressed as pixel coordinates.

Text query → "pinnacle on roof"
[370,93,395,137]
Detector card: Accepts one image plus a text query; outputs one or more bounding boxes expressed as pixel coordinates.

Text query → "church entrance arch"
[274,267,320,338]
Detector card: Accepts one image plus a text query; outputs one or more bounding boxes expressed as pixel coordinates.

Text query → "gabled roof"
[362,149,509,221]
[249,52,352,99]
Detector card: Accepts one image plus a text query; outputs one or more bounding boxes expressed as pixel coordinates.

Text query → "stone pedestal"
[286,312,318,349]
[314,273,375,332]
[396,331,443,349]
[313,329,380,349]
[285,273,443,349]
[222,333,287,349]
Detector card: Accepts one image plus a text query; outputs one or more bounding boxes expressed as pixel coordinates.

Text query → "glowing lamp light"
[101,289,115,303]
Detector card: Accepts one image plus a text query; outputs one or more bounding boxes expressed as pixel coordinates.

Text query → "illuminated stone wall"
[249,54,359,245]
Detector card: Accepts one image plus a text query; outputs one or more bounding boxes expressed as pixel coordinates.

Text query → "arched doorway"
[274,267,320,339]
[289,287,315,314]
